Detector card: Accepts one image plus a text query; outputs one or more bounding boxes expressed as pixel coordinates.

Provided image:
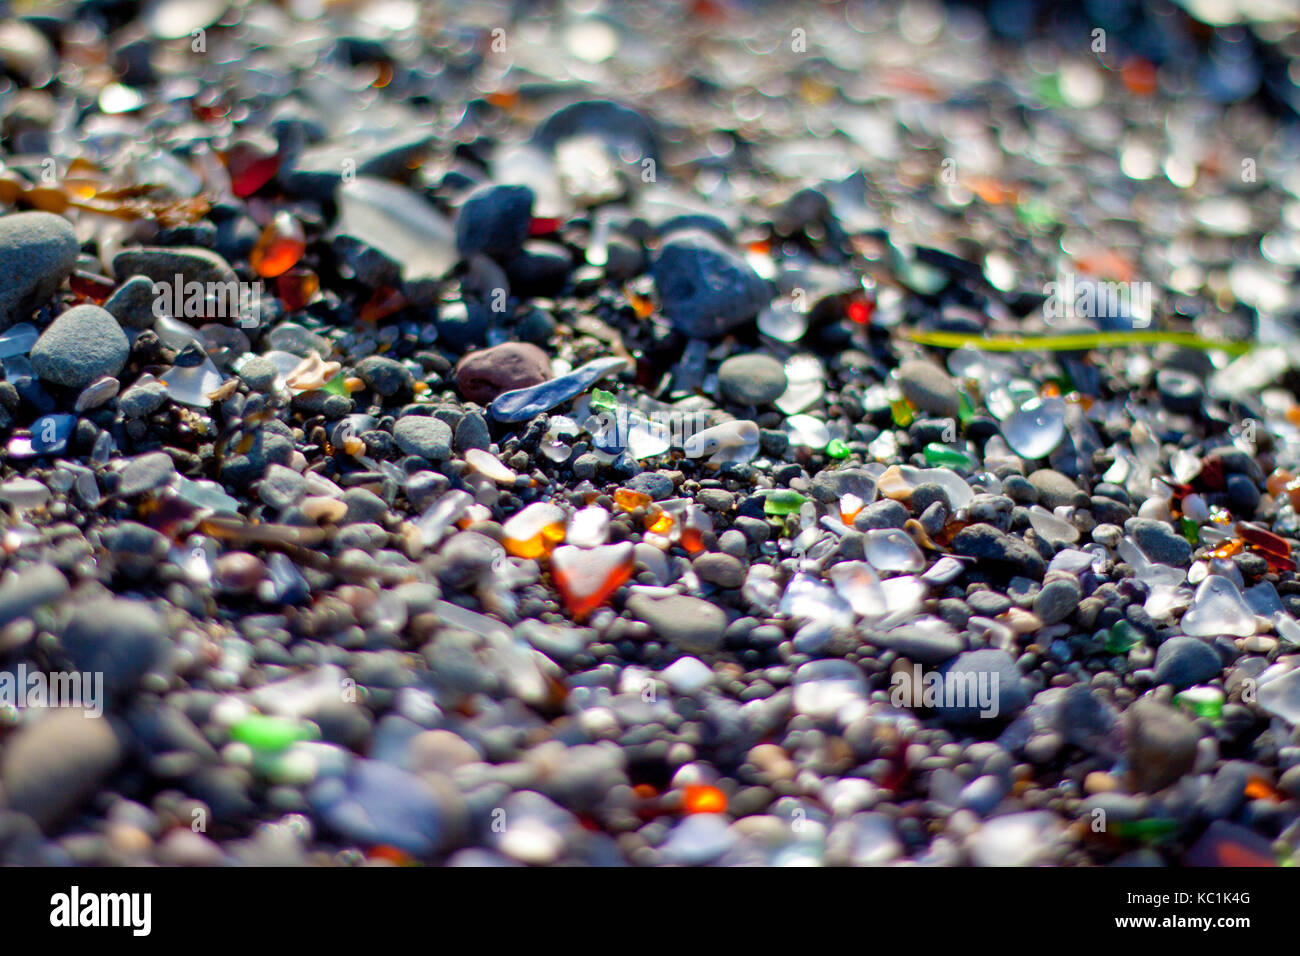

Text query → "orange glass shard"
[646,510,673,534]
[628,292,654,319]
[360,286,406,323]
[966,176,1020,205]
[551,542,634,621]
[503,502,567,559]
[679,506,711,555]
[276,268,319,310]
[1209,539,1244,559]
[1244,777,1281,802]
[250,211,306,278]
[1236,522,1296,571]
[846,297,873,325]
[367,845,412,865]
[683,784,727,815]
[226,142,280,198]
[1121,57,1158,97]
[614,488,652,512]
[70,271,115,302]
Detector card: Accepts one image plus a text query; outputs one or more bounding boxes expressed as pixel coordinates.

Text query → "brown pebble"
[454,342,552,405]
[216,552,266,592]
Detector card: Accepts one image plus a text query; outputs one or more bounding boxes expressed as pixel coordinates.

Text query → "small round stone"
[30,305,129,389]
[626,594,727,654]
[1033,577,1082,625]
[1026,469,1088,510]
[393,416,453,460]
[1154,636,1222,690]
[455,342,552,405]
[717,353,787,406]
[693,552,746,588]
[896,359,960,419]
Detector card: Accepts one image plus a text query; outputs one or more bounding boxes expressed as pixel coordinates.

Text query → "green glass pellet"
[322,373,349,397]
[826,439,850,459]
[230,714,314,752]
[923,442,975,470]
[1105,621,1140,654]
[1174,688,1224,722]
[1113,818,1179,841]
[763,490,808,516]
[1034,73,1065,108]
[1016,198,1055,230]
[590,388,617,412]
[957,389,975,424]
[1181,517,1199,546]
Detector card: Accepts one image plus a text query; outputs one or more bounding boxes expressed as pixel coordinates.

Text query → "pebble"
[112,246,238,288]
[717,354,787,406]
[0,710,123,831]
[0,563,68,628]
[116,451,176,497]
[103,274,163,329]
[1127,517,1193,567]
[625,594,727,654]
[896,360,960,419]
[393,416,453,460]
[354,355,414,398]
[1125,700,1200,792]
[951,524,1047,579]
[309,759,445,856]
[853,499,909,530]
[1154,637,1223,689]
[0,212,79,328]
[455,183,534,259]
[61,598,169,696]
[455,342,552,405]
[693,552,746,588]
[934,650,1029,723]
[1026,469,1087,510]
[651,230,771,338]
[872,621,964,664]
[1032,577,1081,625]
[29,305,130,389]
[1156,368,1204,414]
[236,356,278,392]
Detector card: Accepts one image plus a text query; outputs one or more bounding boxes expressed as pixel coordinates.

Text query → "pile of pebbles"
[0,0,1297,866]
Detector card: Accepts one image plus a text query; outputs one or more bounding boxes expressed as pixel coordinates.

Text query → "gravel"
[0,0,1291,874]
